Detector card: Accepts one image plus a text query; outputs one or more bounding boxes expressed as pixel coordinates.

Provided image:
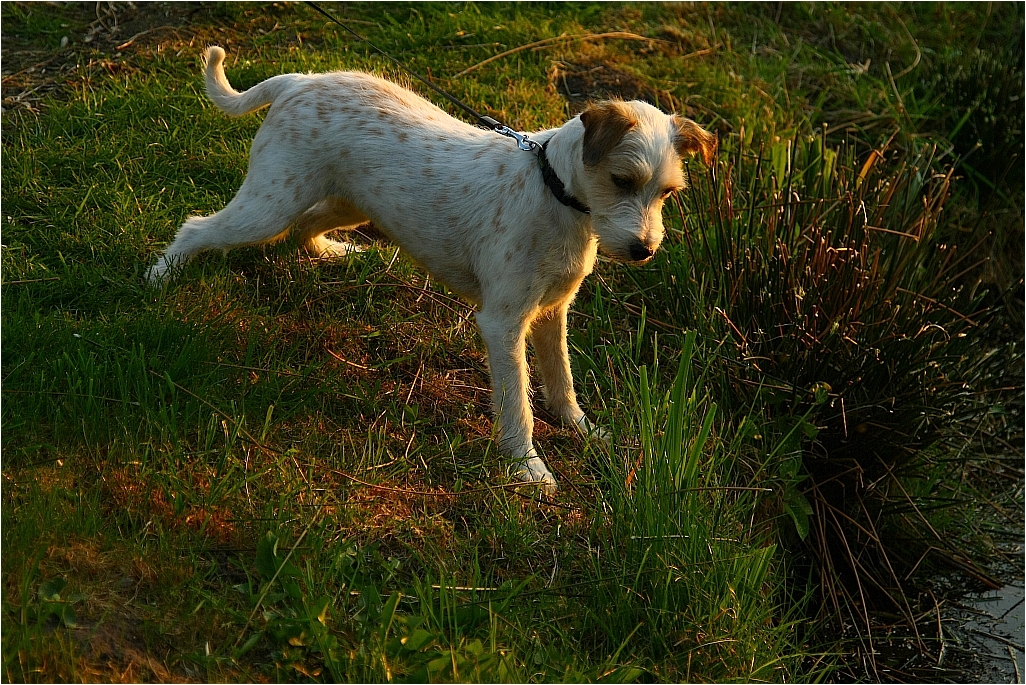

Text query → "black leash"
[304,1,537,151]
[303,1,590,213]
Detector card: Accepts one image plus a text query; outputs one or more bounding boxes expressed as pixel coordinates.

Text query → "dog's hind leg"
[294,197,368,258]
[147,167,324,284]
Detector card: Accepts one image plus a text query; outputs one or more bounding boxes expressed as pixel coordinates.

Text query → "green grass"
[2,2,1021,682]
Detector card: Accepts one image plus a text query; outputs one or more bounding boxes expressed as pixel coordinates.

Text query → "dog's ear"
[671,116,718,167]
[580,101,638,167]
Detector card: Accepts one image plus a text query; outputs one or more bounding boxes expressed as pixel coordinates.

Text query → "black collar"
[537,140,590,214]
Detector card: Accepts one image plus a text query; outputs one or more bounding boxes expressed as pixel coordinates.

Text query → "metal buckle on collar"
[481,116,588,213]
[480,116,539,152]
[494,125,539,152]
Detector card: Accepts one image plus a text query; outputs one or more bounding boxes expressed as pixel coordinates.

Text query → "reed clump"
[654,131,1019,647]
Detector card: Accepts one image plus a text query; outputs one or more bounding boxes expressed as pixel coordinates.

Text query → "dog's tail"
[203,46,289,117]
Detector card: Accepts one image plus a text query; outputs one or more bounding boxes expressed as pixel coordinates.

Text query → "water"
[948,581,1025,683]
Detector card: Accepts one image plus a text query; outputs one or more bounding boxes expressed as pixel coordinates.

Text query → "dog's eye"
[611,174,636,191]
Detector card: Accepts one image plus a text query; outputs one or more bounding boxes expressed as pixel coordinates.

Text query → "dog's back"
[202,45,474,134]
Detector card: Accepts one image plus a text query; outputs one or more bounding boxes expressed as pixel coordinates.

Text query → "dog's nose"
[628,240,655,262]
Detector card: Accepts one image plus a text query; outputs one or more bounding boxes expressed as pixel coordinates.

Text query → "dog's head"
[577,101,716,264]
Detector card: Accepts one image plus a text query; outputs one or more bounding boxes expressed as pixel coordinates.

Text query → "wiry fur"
[148,47,716,493]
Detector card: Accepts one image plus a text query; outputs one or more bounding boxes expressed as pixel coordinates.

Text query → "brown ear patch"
[580,101,639,166]
[672,116,718,167]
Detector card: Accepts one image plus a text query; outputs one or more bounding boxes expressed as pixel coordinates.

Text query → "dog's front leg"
[475,309,557,493]
[532,303,610,444]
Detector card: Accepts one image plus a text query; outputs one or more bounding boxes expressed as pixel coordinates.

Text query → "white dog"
[149,46,716,493]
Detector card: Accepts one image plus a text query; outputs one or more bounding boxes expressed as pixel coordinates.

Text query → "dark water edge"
[847,564,1026,683]
[948,580,1025,684]
[830,462,1024,682]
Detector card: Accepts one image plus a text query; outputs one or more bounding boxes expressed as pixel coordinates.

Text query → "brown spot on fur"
[671,115,718,166]
[497,163,506,177]
[398,131,409,143]
[580,101,639,166]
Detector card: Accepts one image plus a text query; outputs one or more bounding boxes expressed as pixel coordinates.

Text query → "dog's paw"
[306,237,364,259]
[145,252,192,287]
[145,258,173,287]
[574,415,612,446]
[512,456,558,496]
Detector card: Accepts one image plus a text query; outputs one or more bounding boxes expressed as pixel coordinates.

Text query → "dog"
[148,46,716,493]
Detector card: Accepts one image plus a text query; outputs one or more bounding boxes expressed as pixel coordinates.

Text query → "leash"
[304,1,539,152]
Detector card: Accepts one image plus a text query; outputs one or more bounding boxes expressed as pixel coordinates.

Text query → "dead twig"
[330,467,549,498]
[1,388,140,406]
[895,287,978,327]
[326,348,372,371]
[315,279,470,319]
[115,25,180,51]
[2,277,61,285]
[1,53,67,83]
[885,5,922,79]
[455,32,669,78]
